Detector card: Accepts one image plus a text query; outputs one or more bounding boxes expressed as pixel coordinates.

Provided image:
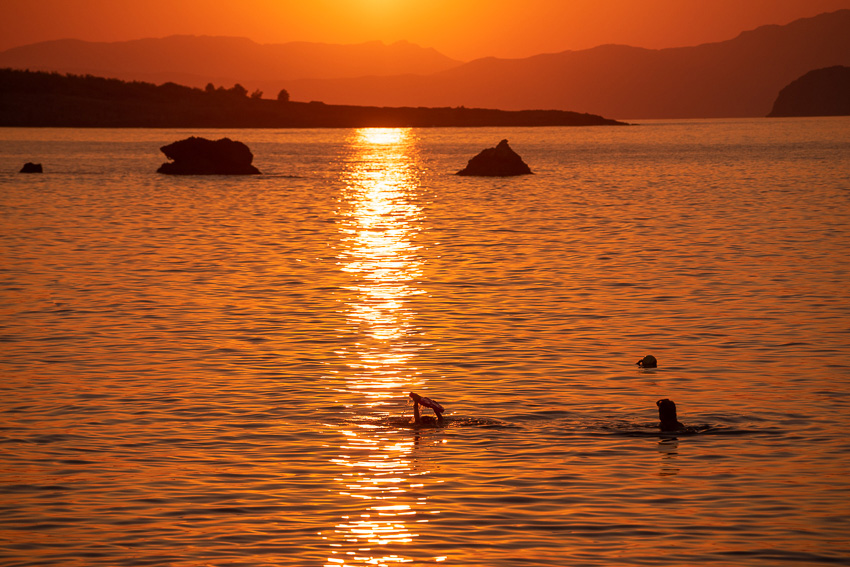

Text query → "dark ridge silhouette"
[20,162,43,173]
[0,68,626,128]
[1,12,847,119]
[280,10,850,119]
[456,139,532,176]
[768,65,850,116]
[157,137,260,175]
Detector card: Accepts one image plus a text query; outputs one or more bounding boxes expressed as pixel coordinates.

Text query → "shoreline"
[1,68,628,129]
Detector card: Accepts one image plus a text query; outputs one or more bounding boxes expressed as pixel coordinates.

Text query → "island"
[0,68,627,128]
[768,66,850,117]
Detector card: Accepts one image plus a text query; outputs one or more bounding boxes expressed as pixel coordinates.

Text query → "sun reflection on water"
[338,129,424,346]
[323,128,441,566]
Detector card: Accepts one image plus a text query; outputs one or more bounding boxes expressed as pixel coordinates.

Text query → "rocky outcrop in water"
[157,137,260,175]
[768,66,850,117]
[20,162,43,173]
[456,139,532,176]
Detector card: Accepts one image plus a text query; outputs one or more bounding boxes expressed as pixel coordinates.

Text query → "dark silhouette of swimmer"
[637,355,657,368]
[409,392,444,426]
[657,399,685,432]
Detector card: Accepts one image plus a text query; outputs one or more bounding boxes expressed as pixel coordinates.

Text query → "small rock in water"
[456,139,532,176]
[157,137,260,175]
[637,355,657,368]
[20,162,43,173]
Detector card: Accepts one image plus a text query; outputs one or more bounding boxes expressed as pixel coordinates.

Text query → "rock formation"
[768,66,850,117]
[20,162,43,173]
[157,137,260,175]
[456,139,532,176]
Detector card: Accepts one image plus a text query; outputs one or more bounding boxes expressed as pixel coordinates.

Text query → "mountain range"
[1,10,849,119]
[0,36,460,86]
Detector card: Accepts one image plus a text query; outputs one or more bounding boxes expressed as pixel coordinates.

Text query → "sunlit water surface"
[1,119,849,566]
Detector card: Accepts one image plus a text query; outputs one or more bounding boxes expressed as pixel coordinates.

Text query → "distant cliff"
[768,66,850,117]
[0,69,626,128]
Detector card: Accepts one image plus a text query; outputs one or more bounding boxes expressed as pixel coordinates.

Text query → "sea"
[1,118,849,566]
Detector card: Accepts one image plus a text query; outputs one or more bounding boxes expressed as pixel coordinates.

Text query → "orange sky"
[2,0,849,60]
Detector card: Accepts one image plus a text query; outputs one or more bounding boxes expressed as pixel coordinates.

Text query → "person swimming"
[657,398,685,431]
[409,392,444,426]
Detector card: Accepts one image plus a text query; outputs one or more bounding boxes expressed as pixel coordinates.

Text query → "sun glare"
[322,128,440,565]
[359,128,407,146]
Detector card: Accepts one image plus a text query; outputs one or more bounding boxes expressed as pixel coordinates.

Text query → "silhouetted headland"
[0,68,626,128]
[157,137,260,175]
[768,66,850,117]
[457,139,532,176]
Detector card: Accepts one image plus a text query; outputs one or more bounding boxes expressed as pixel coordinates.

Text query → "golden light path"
[322,129,444,566]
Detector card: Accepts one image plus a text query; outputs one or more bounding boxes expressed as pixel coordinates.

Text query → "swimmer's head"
[657,398,677,420]
[415,415,441,428]
[657,398,684,431]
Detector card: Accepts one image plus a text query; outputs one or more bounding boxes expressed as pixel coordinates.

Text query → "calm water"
[1,119,849,566]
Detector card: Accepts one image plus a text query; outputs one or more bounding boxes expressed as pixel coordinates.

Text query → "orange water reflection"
[336,128,425,406]
[323,129,440,566]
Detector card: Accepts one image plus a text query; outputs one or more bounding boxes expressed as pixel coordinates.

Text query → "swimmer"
[637,355,657,368]
[657,398,685,432]
[409,392,444,426]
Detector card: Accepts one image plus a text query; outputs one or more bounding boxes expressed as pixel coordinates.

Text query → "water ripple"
[1,120,849,565]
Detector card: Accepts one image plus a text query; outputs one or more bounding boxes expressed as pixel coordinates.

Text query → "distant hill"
[0,35,462,87]
[2,11,847,119]
[0,68,626,128]
[768,66,850,116]
[283,10,850,119]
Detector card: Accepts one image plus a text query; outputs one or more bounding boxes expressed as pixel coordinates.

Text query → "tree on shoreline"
[229,83,248,97]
